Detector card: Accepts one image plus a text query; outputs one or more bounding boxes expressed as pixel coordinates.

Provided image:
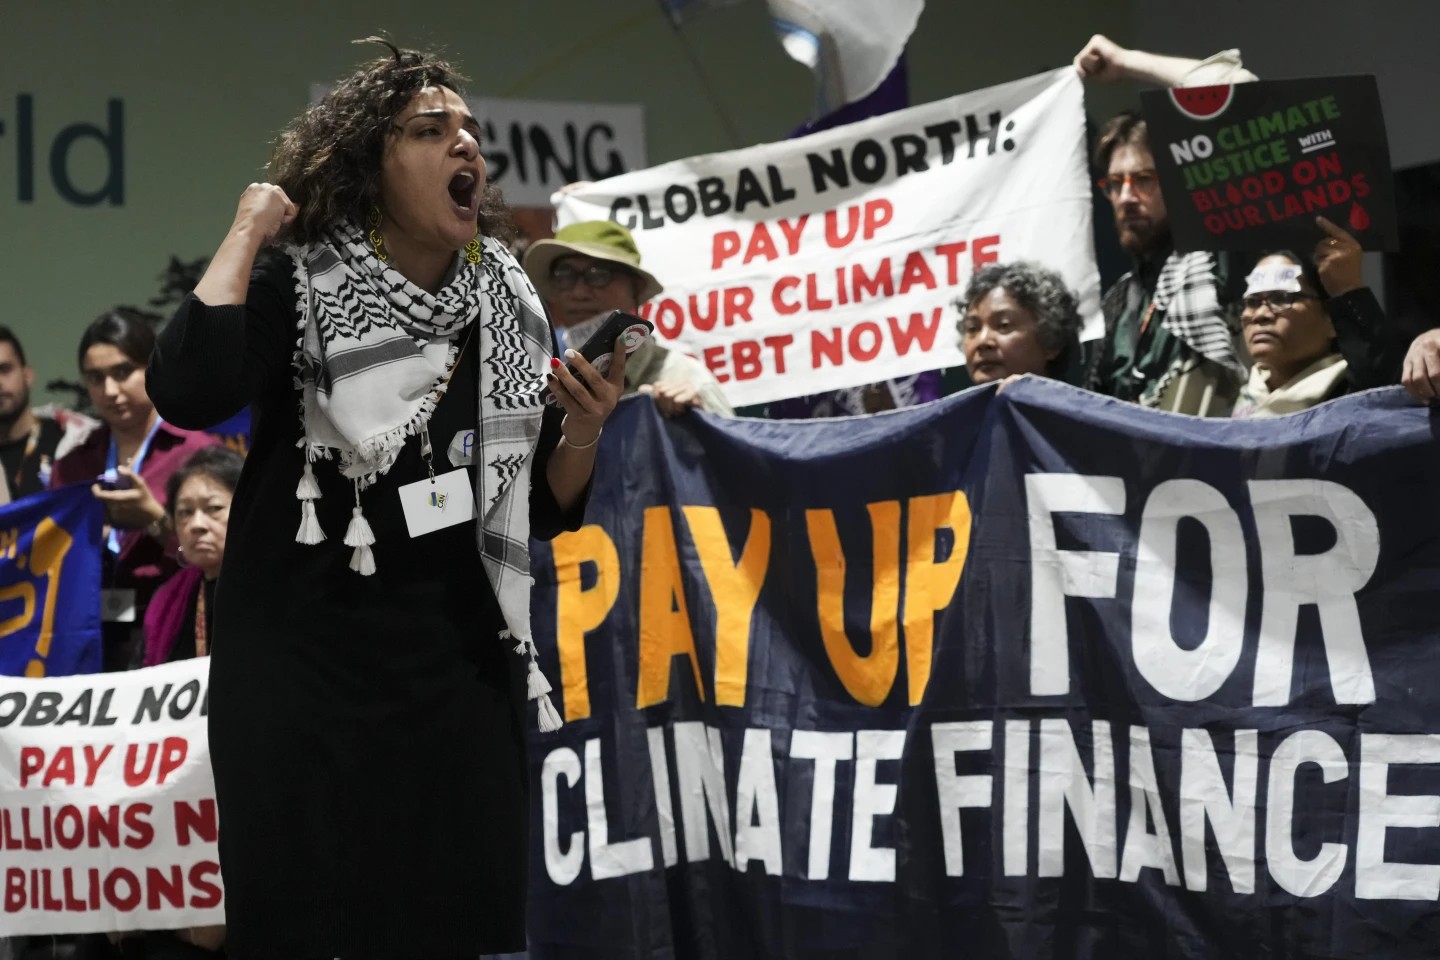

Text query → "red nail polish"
[550,357,561,369]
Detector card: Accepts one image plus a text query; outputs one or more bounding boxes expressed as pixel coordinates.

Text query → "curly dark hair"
[958,262,1083,377]
[269,38,513,246]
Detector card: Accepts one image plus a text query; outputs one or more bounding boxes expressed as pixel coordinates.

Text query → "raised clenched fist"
[232,183,298,246]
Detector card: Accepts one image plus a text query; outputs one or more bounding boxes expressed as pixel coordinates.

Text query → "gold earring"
[464,234,482,265]
[368,205,389,262]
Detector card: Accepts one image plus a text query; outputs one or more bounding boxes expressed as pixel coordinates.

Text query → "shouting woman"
[148,41,624,959]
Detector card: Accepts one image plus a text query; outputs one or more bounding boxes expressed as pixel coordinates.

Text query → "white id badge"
[398,468,476,538]
[101,588,137,623]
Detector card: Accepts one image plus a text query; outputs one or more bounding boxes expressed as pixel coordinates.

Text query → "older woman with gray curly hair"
[957,261,1083,385]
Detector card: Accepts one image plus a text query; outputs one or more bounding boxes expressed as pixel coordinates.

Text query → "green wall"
[2,0,1134,402]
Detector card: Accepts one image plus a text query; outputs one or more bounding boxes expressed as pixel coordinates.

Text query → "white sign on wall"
[472,97,646,208]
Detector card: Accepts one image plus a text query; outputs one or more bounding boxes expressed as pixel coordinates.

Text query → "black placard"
[1139,76,1398,252]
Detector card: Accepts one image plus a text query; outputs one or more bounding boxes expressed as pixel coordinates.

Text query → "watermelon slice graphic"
[1170,85,1235,121]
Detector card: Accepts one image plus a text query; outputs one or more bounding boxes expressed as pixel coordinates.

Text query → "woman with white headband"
[1232,216,1403,417]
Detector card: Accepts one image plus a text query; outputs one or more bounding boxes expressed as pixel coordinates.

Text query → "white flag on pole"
[768,0,925,114]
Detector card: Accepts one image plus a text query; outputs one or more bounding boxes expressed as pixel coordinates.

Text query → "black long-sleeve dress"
[148,254,578,959]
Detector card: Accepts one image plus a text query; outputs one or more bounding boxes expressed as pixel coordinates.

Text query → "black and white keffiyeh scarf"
[287,225,564,730]
[1146,250,1246,403]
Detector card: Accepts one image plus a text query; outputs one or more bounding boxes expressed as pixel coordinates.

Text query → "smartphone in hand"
[96,470,132,492]
[545,310,654,405]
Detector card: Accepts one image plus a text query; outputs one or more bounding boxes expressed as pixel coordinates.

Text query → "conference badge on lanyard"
[398,423,475,538]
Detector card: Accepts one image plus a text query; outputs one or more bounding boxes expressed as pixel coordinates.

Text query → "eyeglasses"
[551,262,627,291]
[1096,170,1160,198]
[1241,292,1321,312]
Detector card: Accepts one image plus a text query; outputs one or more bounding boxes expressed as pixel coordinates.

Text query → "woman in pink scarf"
[142,446,243,666]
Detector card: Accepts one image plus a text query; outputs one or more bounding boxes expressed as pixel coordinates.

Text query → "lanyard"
[1137,301,1159,339]
[420,325,477,482]
[9,422,40,490]
[106,416,163,477]
[104,417,164,555]
[195,581,209,658]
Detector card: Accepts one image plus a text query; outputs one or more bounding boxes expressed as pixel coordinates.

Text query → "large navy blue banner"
[0,484,104,677]
[526,381,1440,960]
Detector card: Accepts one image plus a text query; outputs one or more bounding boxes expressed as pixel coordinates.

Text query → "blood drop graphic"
[1349,203,1371,232]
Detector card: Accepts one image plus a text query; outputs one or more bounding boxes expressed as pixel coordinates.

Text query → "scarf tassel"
[344,502,377,577]
[296,462,322,500]
[296,501,325,545]
[501,629,563,732]
[526,658,553,699]
[348,544,376,577]
[535,694,563,733]
[295,462,326,545]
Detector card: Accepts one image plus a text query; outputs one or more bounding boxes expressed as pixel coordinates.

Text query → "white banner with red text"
[554,68,1102,406]
[0,658,220,935]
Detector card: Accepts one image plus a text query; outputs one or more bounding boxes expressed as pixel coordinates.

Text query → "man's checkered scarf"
[1153,250,1245,378]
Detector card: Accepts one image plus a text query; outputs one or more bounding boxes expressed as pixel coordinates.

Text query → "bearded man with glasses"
[1074,35,1260,415]
[524,221,733,417]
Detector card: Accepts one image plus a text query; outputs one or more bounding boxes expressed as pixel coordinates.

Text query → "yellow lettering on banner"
[682,506,772,707]
[903,492,972,704]
[806,501,901,706]
[220,434,250,457]
[0,518,75,678]
[0,583,37,638]
[551,525,621,722]
[0,528,17,560]
[637,507,706,709]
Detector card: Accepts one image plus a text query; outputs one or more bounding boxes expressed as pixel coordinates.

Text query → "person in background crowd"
[141,446,243,666]
[0,326,95,505]
[75,453,247,960]
[1073,33,1258,89]
[1233,218,1405,417]
[523,220,733,417]
[1075,35,1256,415]
[50,310,217,672]
[957,261,1083,387]
[147,40,624,960]
[1403,328,1440,403]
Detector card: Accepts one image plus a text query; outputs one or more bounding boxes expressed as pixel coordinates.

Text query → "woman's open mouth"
[448,170,480,219]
